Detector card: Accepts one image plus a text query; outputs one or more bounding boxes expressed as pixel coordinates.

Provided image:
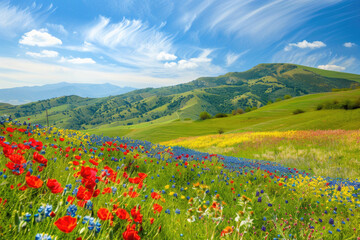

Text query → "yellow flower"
[165,185,170,189]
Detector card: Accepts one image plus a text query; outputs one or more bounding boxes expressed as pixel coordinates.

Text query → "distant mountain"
[0,82,136,104]
[1,63,359,130]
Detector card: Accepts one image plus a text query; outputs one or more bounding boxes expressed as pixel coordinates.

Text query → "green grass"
[85,89,360,142]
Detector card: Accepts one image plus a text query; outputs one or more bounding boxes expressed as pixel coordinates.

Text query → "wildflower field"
[0,119,359,240]
[163,130,360,179]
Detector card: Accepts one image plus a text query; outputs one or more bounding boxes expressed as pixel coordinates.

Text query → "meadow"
[0,119,359,240]
[162,130,360,179]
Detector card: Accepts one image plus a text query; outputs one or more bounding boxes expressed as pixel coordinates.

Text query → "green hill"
[1,63,359,130]
[86,88,360,142]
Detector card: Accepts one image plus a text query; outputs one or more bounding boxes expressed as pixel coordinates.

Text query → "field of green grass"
[86,89,360,143]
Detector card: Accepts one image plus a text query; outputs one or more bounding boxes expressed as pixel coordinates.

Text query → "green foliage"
[267,100,273,105]
[275,98,282,102]
[293,109,305,115]
[316,98,360,110]
[199,111,212,120]
[214,113,228,118]
[232,108,244,115]
[284,94,292,100]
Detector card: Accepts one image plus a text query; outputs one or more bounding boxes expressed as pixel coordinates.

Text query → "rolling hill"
[0,63,359,130]
[86,88,360,143]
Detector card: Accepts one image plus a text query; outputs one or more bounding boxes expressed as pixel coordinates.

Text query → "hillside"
[86,88,360,142]
[1,63,359,129]
[0,82,136,105]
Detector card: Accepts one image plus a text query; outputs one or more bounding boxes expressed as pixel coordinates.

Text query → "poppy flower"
[151,192,161,200]
[76,186,93,200]
[122,224,140,240]
[153,203,163,214]
[54,216,77,233]
[131,206,143,223]
[115,208,130,220]
[46,179,64,194]
[97,208,114,221]
[26,175,43,188]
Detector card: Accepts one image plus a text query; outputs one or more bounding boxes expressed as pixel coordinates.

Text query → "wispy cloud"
[46,23,68,35]
[0,2,35,38]
[182,0,341,43]
[0,2,53,38]
[26,50,59,58]
[19,29,62,47]
[225,50,249,66]
[284,40,326,51]
[344,42,356,48]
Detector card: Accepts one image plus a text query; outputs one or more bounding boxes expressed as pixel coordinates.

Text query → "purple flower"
[261,226,266,231]
[329,218,334,225]
[257,197,262,202]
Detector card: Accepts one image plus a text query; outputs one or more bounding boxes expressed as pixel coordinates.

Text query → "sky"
[0,0,359,89]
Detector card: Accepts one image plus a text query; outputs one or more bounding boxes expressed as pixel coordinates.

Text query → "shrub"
[284,95,292,100]
[293,109,305,115]
[183,118,192,121]
[218,128,224,134]
[316,104,323,110]
[199,111,212,120]
[275,98,282,102]
[215,113,228,118]
[232,108,245,115]
[267,100,273,105]
[245,107,252,112]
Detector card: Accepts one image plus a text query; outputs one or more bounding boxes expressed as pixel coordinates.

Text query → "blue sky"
[0,0,359,89]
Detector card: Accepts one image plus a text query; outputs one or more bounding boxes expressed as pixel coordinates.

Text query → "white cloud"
[164,62,177,68]
[26,50,59,58]
[178,60,198,69]
[285,40,326,51]
[0,2,35,37]
[344,42,356,48]
[318,64,345,71]
[60,57,96,64]
[163,49,213,70]
[157,51,177,61]
[19,29,62,47]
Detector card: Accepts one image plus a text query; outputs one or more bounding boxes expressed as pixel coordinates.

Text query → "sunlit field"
[0,119,359,239]
[163,130,360,179]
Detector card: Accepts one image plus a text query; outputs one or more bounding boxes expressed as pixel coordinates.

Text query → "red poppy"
[26,175,43,188]
[47,179,64,194]
[128,177,142,184]
[76,186,93,200]
[33,152,48,166]
[138,173,147,180]
[130,206,143,223]
[54,216,77,233]
[97,208,114,221]
[153,203,163,214]
[122,224,140,240]
[151,192,161,200]
[9,154,26,164]
[115,208,130,220]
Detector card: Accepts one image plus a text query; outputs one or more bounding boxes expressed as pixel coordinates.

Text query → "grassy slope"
[85,89,360,142]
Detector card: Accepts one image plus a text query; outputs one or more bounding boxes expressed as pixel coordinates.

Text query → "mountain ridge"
[0,82,136,105]
[0,63,359,130]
